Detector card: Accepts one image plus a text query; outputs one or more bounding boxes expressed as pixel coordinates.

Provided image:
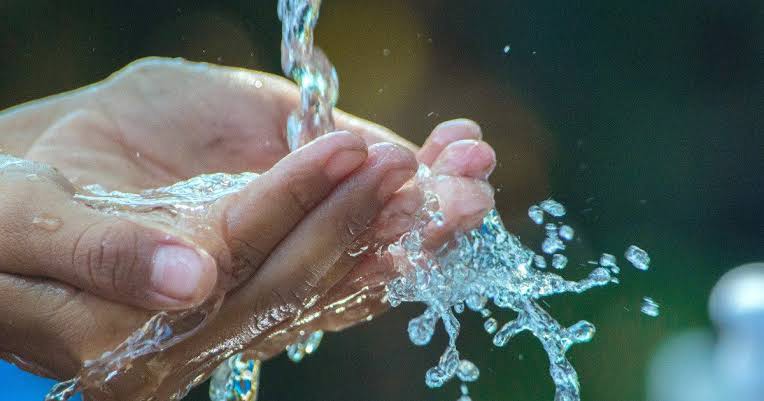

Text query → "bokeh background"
[1,1,762,400]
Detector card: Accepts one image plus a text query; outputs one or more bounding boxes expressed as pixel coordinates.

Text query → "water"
[285,331,324,363]
[208,354,261,401]
[641,297,661,317]
[37,1,653,400]
[528,205,544,225]
[533,255,547,269]
[31,214,62,231]
[277,0,338,151]
[552,254,568,270]
[625,245,651,271]
[599,253,620,274]
[387,198,618,400]
[212,0,338,398]
[558,225,575,241]
[539,199,567,217]
[271,2,633,399]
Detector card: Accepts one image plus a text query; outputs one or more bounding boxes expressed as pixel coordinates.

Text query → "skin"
[0,58,496,400]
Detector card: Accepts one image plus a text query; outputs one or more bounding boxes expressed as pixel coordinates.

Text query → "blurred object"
[647,262,764,401]
[710,263,764,401]
[0,361,81,401]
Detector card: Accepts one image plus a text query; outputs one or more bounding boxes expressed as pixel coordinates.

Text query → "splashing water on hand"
[41,1,654,400]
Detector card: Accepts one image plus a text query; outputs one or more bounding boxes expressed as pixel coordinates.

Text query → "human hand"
[0,58,495,399]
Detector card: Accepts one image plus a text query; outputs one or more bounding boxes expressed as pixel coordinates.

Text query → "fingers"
[252,142,417,303]
[431,139,497,180]
[121,144,417,401]
[424,139,496,247]
[0,273,147,380]
[218,131,368,287]
[0,158,218,310]
[418,119,483,165]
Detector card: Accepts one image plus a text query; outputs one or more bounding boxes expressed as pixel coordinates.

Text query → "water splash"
[208,353,261,401]
[641,297,661,317]
[45,298,222,401]
[74,172,259,212]
[278,0,338,151]
[626,245,651,271]
[285,331,324,363]
[38,0,654,399]
[210,1,339,398]
[386,182,617,400]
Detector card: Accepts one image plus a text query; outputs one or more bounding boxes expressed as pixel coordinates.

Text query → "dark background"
[1,1,762,400]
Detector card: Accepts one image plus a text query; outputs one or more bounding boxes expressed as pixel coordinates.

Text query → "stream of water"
[39,1,653,401]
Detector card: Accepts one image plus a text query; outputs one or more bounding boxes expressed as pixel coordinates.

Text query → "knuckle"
[284,173,321,215]
[117,57,172,78]
[337,210,373,248]
[74,220,142,296]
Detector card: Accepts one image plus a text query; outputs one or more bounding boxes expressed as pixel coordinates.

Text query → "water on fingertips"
[267,1,654,401]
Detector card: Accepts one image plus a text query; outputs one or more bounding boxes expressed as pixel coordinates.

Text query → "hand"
[0,58,495,400]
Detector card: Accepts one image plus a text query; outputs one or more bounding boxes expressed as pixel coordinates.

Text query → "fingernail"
[378,168,415,201]
[432,140,496,179]
[325,149,367,181]
[433,119,482,141]
[151,245,211,302]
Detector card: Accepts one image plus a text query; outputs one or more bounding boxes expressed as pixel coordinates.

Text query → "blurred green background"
[1,1,762,400]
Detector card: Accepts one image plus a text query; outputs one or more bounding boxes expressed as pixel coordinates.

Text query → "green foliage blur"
[1,1,761,400]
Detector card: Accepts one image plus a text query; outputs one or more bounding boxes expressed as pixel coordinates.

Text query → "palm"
[23,61,296,190]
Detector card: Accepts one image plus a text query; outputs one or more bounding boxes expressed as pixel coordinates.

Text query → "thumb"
[0,156,218,310]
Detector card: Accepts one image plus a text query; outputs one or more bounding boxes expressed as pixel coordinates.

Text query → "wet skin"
[0,58,496,400]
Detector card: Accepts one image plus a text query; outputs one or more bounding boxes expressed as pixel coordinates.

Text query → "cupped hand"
[0,58,495,400]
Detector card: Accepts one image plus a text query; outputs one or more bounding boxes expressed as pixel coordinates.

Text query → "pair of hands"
[0,58,496,400]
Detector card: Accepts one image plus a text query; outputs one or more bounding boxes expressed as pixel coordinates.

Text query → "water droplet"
[32,214,62,231]
[641,297,660,317]
[425,366,447,388]
[539,198,566,217]
[25,173,42,182]
[255,79,263,88]
[528,205,544,224]
[382,48,391,56]
[552,254,568,270]
[625,245,650,271]
[286,343,305,362]
[347,244,369,257]
[302,331,323,354]
[542,237,564,254]
[465,294,487,311]
[408,311,437,346]
[503,44,511,54]
[484,318,498,334]
[534,254,547,269]
[456,360,480,382]
[599,253,616,267]
[568,320,595,343]
[558,225,574,241]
